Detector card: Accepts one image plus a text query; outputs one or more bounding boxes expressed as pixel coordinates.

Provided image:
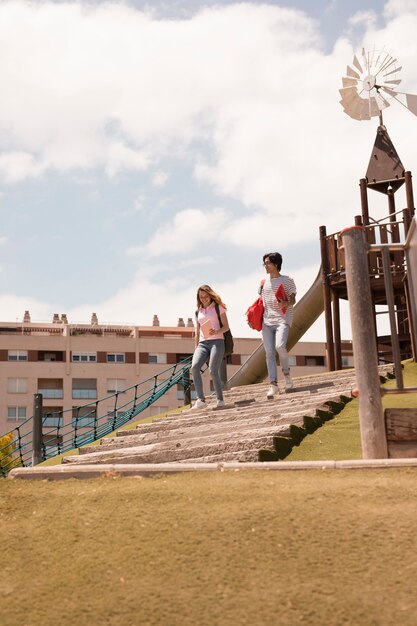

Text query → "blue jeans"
[191,339,225,401]
[262,322,290,383]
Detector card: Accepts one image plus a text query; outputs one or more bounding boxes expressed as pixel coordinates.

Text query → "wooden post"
[319,225,335,371]
[332,293,342,370]
[32,393,43,466]
[405,171,415,217]
[359,178,370,226]
[341,227,388,459]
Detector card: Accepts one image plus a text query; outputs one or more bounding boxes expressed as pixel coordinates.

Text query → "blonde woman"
[189,285,230,410]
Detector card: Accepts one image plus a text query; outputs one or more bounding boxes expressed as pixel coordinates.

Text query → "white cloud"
[127,207,229,257]
[152,171,169,187]
[1,0,417,352]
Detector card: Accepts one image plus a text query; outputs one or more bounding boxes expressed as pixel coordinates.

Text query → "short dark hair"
[263,252,282,271]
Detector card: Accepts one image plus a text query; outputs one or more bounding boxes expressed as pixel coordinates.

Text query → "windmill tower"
[320,48,416,370]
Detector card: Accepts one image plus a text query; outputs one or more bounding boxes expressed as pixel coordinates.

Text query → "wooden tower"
[320,125,415,370]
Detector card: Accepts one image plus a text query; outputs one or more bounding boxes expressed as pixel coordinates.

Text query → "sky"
[1,0,417,341]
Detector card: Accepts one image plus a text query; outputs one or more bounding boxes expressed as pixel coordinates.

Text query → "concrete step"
[62,365,394,466]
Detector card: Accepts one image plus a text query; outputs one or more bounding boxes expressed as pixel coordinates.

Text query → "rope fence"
[0,356,192,477]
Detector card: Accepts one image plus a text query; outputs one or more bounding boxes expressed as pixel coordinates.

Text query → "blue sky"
[1,0,417,339]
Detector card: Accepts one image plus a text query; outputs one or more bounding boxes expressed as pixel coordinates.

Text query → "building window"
[72,353,97,363]
[42,408,64,428]
[38,379,63,399]
[72,406,97,428]
[43,415,64,427]
[305,356,325,367]
[106,379,127,394]
[149,406,169,417]
[38,351,64,362]
[148,353,167,364]
[7,378,28,394]
[107,353,125,364]
[177,388,197,401]
[72,379,97,399]
[106,410,125,422]
[288,356,297,367]
[8,350,28,361]
[342,357,351,367]
[7,406,27,421]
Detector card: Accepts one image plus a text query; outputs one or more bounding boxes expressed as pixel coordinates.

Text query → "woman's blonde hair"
[196,284,227,310]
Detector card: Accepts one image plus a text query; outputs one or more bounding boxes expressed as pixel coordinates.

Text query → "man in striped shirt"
[261,252,297,398]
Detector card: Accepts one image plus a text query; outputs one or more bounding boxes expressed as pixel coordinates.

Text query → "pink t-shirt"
[197,303,225,341]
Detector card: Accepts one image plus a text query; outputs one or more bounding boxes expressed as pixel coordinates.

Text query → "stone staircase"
[62,365,395,466]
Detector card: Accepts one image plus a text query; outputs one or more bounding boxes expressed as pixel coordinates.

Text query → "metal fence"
[0,356,192,477]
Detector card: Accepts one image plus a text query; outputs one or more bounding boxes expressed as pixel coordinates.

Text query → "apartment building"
[0,311,354,437]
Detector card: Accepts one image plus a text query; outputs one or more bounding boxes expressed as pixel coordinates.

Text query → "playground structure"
[230,124,417,384]
[320,125,416,370]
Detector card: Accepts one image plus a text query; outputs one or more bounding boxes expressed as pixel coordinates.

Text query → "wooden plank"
[327,237,338,273]
[385,408,417,442]
[387,441,417,458]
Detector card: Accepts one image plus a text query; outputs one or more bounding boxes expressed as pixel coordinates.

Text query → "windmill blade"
[374,92,390,111]
[361,48,369,72]
[353,54,363,73]
[341,92,371,120]
[339,86,358,99]
[384,79,402,85]
[377,56,398,77]
[342,77,358,88]
[369,97,381,117]
[405,93,417,116]
[339,90,358,106]
[380,86,398,97]
[346,65,360,79]
[384,66,402,77]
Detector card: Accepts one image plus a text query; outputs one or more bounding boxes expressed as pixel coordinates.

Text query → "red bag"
[246,279,288,331]
[246,297,264,331]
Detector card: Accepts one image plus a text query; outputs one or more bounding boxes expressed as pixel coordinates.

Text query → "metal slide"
[226,269,324,388]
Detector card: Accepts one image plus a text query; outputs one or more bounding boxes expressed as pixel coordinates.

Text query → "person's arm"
[209,311,229,335]
[219,312,230,334]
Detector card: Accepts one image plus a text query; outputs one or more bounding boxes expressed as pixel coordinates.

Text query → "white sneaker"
[266,384,279,399]
[284,374,293,391]
[189,398,207,411]
[216,400,225,408]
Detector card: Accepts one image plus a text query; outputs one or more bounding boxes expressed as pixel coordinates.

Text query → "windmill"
[339,47,417,124]
[338,48,417,194]
[318,47,417,373]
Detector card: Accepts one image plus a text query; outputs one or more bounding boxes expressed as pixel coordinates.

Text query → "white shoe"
[284,374,293,391]
[266,384,279,399]
[216,400,225,408]
[189,398,207,411]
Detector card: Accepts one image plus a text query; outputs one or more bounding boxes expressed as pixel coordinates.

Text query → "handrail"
[0,356,192,477]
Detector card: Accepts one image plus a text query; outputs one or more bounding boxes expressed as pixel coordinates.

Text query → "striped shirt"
[261,275,296,327]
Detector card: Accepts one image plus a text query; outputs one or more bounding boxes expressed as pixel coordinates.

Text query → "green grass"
[1,469,417,626]
[286,359,417,461]
[2,362,417,626]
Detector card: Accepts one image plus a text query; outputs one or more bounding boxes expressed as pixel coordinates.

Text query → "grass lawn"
[286,359,417,461]
[1,361,416,626]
